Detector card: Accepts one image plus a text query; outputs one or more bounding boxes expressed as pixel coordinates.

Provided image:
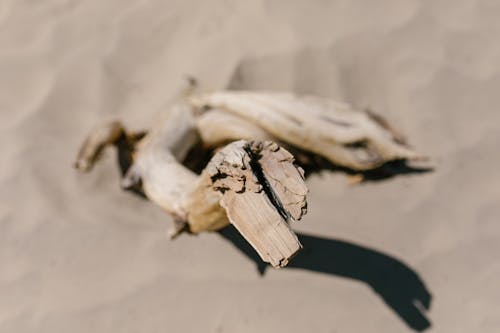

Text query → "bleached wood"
[74,121,125,172]
[121,103,199,226]
[189,91,424,170]
[75,104,200,224]
[196,108,272,148]
[190,140,306,267]
[75,111,306,267]
[75,88,425,267]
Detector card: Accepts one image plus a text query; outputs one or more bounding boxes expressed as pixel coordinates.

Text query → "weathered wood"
[196,108,272,148]
[75,115,306,267]
[74,121,125,172]
[254,141,307,220]
[74,88,425,268]
[129,103,199,223]
[74,104,200,225]
[195,140,307,267]
[189,91,425,170]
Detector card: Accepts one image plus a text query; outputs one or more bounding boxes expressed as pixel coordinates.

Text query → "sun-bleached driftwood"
[190,92,424,170]
[185,140,307,267]
[74,88,424,267]
[76,126,306,266]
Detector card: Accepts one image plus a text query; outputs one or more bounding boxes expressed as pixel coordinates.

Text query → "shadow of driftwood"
[218,225,432,332]
[356,160,433,182]
[285,146,433,182]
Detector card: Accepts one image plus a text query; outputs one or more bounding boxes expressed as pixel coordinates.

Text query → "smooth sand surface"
[1,1,499,332]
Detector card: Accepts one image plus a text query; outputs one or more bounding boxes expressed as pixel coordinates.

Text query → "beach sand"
[1,0,499,332]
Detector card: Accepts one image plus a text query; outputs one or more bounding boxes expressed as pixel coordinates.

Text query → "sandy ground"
[1,0,500,332]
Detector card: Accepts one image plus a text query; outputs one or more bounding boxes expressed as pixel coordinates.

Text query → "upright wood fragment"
[255,141,307,220]
[197,140,307,268]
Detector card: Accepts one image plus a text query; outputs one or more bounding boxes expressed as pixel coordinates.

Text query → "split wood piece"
[193,140,307,267]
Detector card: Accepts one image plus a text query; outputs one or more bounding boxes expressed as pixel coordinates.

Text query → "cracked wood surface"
[201,140,306,267]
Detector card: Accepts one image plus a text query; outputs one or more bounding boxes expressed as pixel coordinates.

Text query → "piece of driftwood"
[74,88,423,267]
[190,92,424,170]
[187,140,307,267]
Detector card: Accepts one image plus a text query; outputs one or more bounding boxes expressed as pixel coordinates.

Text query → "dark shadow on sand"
[219,225,432,332]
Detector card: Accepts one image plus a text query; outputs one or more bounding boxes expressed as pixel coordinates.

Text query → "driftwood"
[74,88,423,267]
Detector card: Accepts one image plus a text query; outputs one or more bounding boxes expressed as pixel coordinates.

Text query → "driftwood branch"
[74,89,424,267]
[190,92,425,170]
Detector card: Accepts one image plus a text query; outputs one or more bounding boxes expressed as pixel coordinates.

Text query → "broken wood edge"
[195,139,307,268]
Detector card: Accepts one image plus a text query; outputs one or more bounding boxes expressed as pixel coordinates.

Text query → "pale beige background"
[1,0,499,332]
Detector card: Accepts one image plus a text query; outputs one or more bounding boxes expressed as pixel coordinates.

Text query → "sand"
[1,0,499,332]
